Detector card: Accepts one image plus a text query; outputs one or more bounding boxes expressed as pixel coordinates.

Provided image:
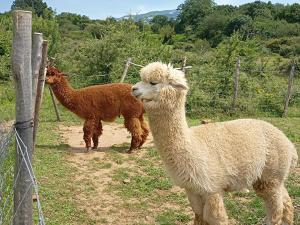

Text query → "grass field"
[32,115,300,225]
[1,84,299,224]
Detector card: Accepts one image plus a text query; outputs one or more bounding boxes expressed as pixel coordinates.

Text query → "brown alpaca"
[45,66,149,153]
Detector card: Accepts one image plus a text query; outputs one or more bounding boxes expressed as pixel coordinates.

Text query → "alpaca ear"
[170,81,188,90]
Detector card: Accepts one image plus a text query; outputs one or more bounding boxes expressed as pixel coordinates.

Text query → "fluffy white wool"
[132,62,298,225]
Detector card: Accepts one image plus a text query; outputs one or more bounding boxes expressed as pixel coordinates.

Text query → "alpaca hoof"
[127,149,134,154]
[92,146,98,150]
[85,147,91,152]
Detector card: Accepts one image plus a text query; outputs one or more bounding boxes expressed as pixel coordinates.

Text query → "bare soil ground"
[58,123,254,225]
[59,123,193,225]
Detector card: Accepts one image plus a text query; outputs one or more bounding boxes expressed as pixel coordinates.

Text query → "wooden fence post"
[283,60,296,117]
[33,40,48,146]
[31,33,43,112]
[232,56,240,110]
[181,56,187,74]
[120,58,131,83]
[46,57,61,121]
[49,86,61,121]
[12,10,33,225]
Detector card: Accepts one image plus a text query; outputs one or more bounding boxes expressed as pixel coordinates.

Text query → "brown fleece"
[46,66,149,152]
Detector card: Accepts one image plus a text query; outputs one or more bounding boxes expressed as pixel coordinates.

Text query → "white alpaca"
[132,62,298,225]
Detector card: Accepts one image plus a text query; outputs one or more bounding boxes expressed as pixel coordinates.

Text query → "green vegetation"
[1,0,299,119]
[0,0,299,224]
[33,122,95,224]
[29,116,299,224]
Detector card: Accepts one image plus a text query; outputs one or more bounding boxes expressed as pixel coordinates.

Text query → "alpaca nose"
[132,86,141,98]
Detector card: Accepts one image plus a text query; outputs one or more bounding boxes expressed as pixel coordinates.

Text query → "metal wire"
[0,122,45,225]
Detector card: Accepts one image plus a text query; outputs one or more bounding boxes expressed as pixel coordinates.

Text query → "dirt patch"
[58,123,243,225]
[59,123,163,224]
[0,120,14,132]
[59,122,154,152]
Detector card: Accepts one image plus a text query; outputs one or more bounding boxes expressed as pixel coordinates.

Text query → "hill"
[117,9,179,22]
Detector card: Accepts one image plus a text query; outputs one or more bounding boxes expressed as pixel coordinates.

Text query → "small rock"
[145,216,152,221]
[123,178,130,184]
[201,119,212,124]
[32,194,37,202]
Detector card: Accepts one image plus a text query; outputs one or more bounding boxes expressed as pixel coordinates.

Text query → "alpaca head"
[45,66,67,84]
[132,62,188,111]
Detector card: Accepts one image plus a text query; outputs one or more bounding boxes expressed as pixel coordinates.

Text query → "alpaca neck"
[148,103,211,192]
[50,78,77,111]
[148,103,190,151]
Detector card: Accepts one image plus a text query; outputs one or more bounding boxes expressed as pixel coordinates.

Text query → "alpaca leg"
[138,116,149,148]
[186,190,206,225]
[281,186,294,225]
[253,180,284,225]
[92,120,103,150]
[83,119,95,151]
[203,193,228,225]
[124,117,143,153]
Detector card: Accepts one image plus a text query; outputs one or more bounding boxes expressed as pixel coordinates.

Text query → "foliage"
[175,1,300,46]
[11,0,54,18]
[150,15,169,33]
[1,0,300,118]
[0,13,12,81]
[266,37,300,57]
[56,12,90,31]
[176,0,215,33]
[0,2,300,224]
[32,15,60,55]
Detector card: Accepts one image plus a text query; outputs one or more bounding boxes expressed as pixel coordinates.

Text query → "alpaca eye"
[150,81,158,85]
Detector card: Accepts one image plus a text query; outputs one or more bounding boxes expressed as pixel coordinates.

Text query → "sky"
[0,0,299,19]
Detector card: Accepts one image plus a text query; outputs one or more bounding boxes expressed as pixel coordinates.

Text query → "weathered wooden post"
[12,10,33,225]
[120,58,132,83]
[283,60,296,117]
[46,57,61,121]
[232,56,240,110]
[49,87,61,121]
[181,56,187,74]
[33,40,48,145]
[31,33,43,112]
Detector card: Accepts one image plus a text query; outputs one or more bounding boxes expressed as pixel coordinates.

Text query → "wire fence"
[0,122,45,225]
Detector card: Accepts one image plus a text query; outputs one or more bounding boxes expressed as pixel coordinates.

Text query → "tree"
[0,13,12,81]
[196,13,230,47]
[56,12,90,30]
[239,1,273,19]
[281,3,300,23]
[176,0,215,33]
[225,15,252,36]
[86,23,108,39]
[11,0,54,18]
[160,25,175,44]
[32,15,60,55]
[151,15,169,33]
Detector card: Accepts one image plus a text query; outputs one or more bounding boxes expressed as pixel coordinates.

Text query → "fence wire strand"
[0,122,45,225]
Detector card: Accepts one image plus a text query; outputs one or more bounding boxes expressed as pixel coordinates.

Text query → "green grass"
[0,138,15,223]
[0,82,299,224]
[0,83,15,121]
[0,82,86,225]
[32,115,299,225]
[33,122,95,225]
[155,209,191,225]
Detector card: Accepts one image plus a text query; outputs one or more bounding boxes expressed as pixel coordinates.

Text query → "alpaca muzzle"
[131,86,141,98]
